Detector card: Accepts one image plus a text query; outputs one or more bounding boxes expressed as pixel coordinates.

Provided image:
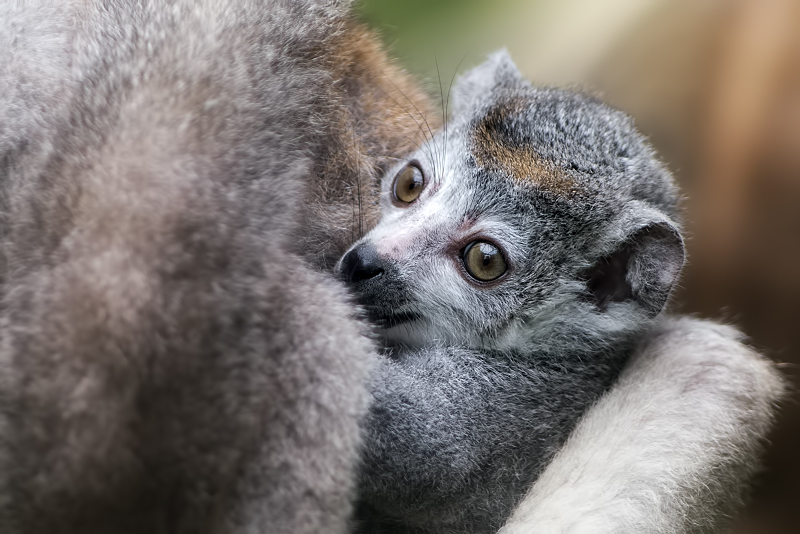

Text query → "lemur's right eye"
[462,241,507,282]
[391,161,425,205]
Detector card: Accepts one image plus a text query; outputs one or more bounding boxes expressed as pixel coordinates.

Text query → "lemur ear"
[451,49,526,116]
[583,222,685,317]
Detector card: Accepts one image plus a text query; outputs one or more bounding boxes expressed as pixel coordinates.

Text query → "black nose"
[339,242,384,285]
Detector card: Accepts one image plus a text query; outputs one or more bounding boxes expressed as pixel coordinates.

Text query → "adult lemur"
[0,1,783,533]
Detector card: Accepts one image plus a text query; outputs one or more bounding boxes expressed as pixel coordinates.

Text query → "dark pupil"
[402,170,421,192]
[479,243,496,265]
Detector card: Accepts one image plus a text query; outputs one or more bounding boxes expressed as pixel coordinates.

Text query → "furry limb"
[499,316,785,533]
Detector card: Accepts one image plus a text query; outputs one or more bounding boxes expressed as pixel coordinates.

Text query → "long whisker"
[351,159,356,245]
[385,76,441,178]
[435,53,446,177]
[356,154,363,240]
[444,53,468,185]
[376,82,439,175]
[351,127,364,240]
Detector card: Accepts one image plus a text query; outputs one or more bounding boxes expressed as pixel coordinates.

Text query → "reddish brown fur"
[300,21,440,268]
[473,100,579,197]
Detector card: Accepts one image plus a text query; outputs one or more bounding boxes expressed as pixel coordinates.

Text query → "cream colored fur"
[500,316,784,533]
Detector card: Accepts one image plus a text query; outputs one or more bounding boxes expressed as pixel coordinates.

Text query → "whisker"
[444,53,468,186]
[384,76,441,178]
[351,127,364,240]
[376,82,439,175]
[435,53,446,177]
[356,150,363,239]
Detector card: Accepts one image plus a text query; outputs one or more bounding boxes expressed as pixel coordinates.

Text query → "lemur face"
[337,54,684,354]
[338,146,559,351]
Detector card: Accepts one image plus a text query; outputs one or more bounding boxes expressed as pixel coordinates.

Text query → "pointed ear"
[583,221,685,317]
[451,49,526,116]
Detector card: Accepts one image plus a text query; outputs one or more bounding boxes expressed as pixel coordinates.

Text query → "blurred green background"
[358,1,800,533]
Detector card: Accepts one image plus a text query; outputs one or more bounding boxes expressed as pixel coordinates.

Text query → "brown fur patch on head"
[473,100,580,197]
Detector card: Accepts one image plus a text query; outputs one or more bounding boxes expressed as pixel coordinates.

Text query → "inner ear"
[581,222,685,316]
[582,246,633,311]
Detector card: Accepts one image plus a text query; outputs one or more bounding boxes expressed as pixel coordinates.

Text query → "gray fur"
[0,3,785,533]
[341,52,726,533]
[500,316,786,534]
[0,1,387,532]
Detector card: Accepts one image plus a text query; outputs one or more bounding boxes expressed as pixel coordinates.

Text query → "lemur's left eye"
[391,161,425,205]
[462,241,507,282]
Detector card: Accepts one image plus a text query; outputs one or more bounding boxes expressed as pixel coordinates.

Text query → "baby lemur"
[339,51,685,533]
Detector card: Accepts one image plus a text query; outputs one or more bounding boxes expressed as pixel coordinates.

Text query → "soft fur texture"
[343,52,782,533]
[0,1,429,532]
[0,2,785,533]
[500,316,785,534]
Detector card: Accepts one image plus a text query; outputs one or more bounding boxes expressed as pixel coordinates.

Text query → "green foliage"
[356,0,511,83]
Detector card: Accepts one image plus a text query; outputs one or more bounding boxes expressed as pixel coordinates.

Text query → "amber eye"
[392,162,425,205]
[462,241,507,282]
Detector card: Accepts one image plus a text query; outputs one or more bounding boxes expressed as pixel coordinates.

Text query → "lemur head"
[338,50,684,356]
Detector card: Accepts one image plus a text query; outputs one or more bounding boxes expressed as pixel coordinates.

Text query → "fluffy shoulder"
[500,316,785,533]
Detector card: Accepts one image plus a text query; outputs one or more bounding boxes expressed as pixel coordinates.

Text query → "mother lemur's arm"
[501,316,785,533]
